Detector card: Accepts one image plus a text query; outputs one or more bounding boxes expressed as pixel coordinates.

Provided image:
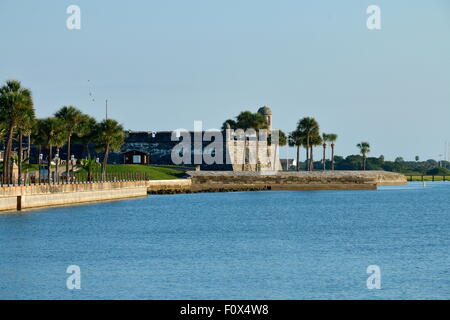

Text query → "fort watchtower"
[257,106,272,131]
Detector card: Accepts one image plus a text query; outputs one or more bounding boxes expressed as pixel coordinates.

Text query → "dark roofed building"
[122,150,150,165]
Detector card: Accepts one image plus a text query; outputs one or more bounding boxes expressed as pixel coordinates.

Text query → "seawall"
[186,170,407,193]
[0,171,407,212]
[0,181,148,212]
[148,171,407,194]
[147,179,192,194]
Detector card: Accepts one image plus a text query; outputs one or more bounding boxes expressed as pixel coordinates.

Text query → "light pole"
[38,153,43,184]
[70,155,76,182]
[55,151,60,184]
[96,158,100,182]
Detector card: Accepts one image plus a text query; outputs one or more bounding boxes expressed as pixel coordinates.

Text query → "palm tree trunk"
[322,144,326,171]
[331,143,335,170]
[18,130,23,185]
[3,124,14,184]
[26,134,31,184]
[296,145,300,171]
[102,144,110,180]
[55,162,58,184]
[9,158,13,184]
[27,134,31,162]
[48,145,52,184]
[55,148,59,184]
[38,145,42,183]
[1,144,4,183]
[66,135,71,182]
[310,146,314,171]
[306,134,310,171]
[305,147,309,171]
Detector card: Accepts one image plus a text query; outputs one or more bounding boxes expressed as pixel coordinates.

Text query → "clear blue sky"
[1,0,449,161]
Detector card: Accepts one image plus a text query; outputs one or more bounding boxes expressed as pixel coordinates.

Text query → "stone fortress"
[224,106,282,171]
[115,106,282,171]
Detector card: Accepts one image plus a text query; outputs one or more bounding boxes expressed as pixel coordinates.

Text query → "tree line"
[330,155,450,175]
[0,80,125,185]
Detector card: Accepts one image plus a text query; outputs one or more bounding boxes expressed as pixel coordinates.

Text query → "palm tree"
[17,110,35,184]
[0,80,33,184]
[55,106,85,182]
[25,121,34,164]
[327,133,338,170]
[31,120,46,183]
[321,133,330,170]
[277,130,287,146]
[36,118,66,184]
[73,114,97,158]
[357,142,370,170]
[288,130,304,171]
[235,111,268,171]
[221,119,237,130]
[309,134,323,171]
[80,157,99,182]
[297,117,320,171]
[95,119,124,179]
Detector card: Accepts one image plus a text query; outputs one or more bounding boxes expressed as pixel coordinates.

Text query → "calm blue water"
[0,182,449,300]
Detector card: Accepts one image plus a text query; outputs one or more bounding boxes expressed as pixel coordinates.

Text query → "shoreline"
[0,171,407,212]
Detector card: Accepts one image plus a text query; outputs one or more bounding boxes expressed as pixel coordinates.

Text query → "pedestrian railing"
[0,172,150,187]
[407,175,448,182]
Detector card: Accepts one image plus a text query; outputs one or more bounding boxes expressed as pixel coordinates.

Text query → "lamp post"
[38,153,43,184]
[55,151,60,184]
[96,158,100,182]
[70,155,76,183]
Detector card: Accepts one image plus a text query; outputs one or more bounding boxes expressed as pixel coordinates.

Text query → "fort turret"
[257,106,272,131]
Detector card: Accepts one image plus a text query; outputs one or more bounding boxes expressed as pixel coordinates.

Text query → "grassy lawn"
[149,164,196,170]
[75,164,186,181]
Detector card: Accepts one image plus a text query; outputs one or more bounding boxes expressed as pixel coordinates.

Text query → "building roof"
[121,149,149,155]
